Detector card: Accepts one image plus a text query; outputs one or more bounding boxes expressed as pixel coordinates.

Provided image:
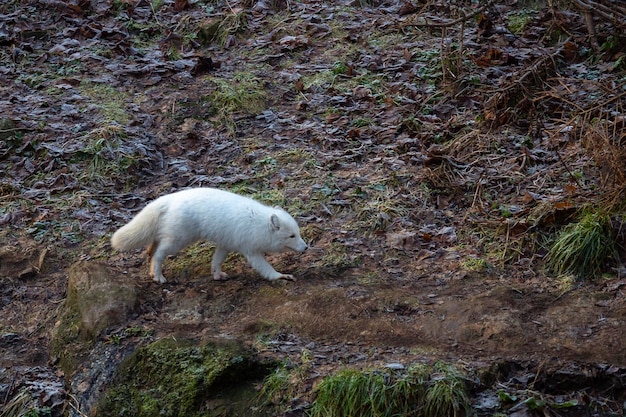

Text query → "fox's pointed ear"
[270,213,281,231]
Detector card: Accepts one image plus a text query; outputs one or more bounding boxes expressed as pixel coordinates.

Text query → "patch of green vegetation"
[310,362,470,417]
[355,187,409,233]
[274,148,318,168]
[315,242,361,276]
[205,72,267,132]
[332,61,349,75]
[224,184,288,208]
[424,363,472,417]
[126,19,163,51]
[507,10,535,35]
[0,389,51,417]
[497,205,513,218]
[98,338,274,417]
[26,217,82,244]
[545,208,618,280]
[73,127,142,187]
[352,117,372,128]
[312,177,342,200]
[252,155,279,176]
[79,82,131,125]
[49,293,87,379]
[249,319,283,351]
[497,388,581,413]
[258,350,312,413]
[413,48,443,84]
[105,326,155,346]
[150,0,163,12]
[357,271,382,286]
[166,242,215,279]
[197,9,248,47]
[258,364,294,411]
[254,189,288,207]
[461,257,491,272]
[302,70,337,90]
[368,32,404,50]
[16,72,48,89]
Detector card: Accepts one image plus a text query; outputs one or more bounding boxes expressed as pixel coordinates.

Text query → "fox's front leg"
[245,253,295,281]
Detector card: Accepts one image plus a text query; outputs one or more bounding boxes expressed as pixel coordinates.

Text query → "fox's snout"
[290,237,308,253]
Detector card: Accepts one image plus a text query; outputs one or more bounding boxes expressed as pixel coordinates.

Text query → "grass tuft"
[205,72,267,133]
[309,363,471,417]
[545,208,618,279]
[423,363,472,417]
[0,389,48,417]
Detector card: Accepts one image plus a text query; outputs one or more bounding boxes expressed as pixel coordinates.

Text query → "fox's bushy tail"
[111,203,162,250]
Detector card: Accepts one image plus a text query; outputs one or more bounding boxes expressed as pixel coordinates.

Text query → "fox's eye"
[290,234,296,238]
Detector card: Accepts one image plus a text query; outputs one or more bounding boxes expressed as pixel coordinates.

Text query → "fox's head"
[269,210,308,253]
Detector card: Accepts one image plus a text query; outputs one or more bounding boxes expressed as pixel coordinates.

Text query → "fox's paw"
[273,274,296,282]
[152,274,167,284]
[213,271,229,281]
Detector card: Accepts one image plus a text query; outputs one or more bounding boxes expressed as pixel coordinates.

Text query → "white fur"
[111,188,308,283]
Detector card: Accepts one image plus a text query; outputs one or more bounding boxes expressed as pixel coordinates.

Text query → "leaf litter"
[1,0,626,415]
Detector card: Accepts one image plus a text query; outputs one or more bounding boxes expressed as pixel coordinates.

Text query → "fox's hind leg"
[211,246,230,280]
[149,239,179,283]
[147,242,157,260]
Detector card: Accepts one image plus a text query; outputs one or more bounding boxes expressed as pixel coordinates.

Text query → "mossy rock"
[50,261,138,377]
[96,337,275,417]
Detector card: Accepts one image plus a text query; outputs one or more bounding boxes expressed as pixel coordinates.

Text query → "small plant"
[546,208,618,279]
[205,72,267,132]
[332,61,348,75]
[309,369,390,417]
[316,242,361,276]
[462,257,490,272]
[507,10,535,35]
[309,363,471,417]
[424,363,471,417]
[258,365,294,410]
[258,351,313,412]
[196,9,247,47]
[0,389,51,417]
[356,191,409,233]
[73,128,140,186]
[79,82,131,125]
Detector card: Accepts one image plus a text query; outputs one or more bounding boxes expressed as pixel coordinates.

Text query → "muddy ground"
[1,0,626,415]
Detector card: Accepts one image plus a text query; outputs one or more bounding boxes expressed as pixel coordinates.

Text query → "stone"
[67,261,138,339]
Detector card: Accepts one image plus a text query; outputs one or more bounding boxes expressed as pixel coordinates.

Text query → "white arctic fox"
[110,188,308,283]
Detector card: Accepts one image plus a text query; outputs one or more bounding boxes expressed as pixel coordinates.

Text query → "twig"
[483,40,569,122]
[0,127,35,133]
[67,393,90,417]
[402,3,491,29]
[570,0,626,30]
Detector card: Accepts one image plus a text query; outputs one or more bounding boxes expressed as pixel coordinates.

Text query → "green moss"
[97,338,274,417]
[166,243,215,279]
[49,302,85,378]
[507,10,535,35]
